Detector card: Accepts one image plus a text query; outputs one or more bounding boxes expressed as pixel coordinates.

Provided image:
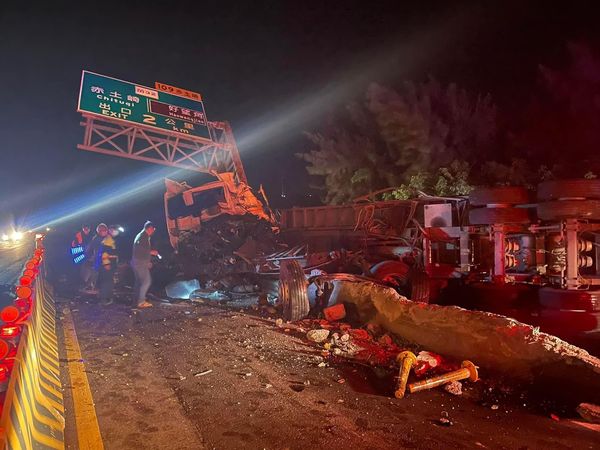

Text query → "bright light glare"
[1,234,8,241]
[118,226,125,233]
[11,231,23,241]
[46,227,51,231]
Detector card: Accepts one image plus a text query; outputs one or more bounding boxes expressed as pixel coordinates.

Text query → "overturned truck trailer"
[164,173,600,350]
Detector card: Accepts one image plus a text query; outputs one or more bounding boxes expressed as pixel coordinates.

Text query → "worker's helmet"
[96,223,108,234]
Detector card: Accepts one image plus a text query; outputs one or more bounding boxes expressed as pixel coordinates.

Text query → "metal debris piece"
[395,351,417,399]
[577,403,600,424]
[409,361,478,394]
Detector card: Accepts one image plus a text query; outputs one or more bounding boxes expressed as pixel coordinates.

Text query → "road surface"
[0,239,32,306]
[57,295,599,450]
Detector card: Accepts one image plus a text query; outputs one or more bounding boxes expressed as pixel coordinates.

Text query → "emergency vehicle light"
[71,246,84,255]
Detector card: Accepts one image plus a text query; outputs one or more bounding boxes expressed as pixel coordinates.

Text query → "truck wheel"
[539,288,600,311]
[537,200,600,221]
[469,186,531,206]
[279,259,309,321]
[538,179,600,201]
[469,206,532,225]
[370,260,410,286]
[409,270,430,303]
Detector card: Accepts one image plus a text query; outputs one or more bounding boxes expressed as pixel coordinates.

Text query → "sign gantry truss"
[77,115,247,183]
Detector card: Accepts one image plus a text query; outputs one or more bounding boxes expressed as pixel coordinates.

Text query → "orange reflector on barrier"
[19,276,32,286]
[15,286,32,299]
[0,340,9,360]
[23,269,35,278]
[25,262,35,270]
[0,306,20,323]
[14,298,30,311]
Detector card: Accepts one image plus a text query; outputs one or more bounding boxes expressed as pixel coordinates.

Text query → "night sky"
[1,1,599,236]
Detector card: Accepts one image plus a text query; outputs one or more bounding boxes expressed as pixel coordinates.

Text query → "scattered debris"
[189,288,231,302]
[437,411,453,427]
[414,351,443,377]
[194,369,213,377]
[306,329,330,343]
[395,351,417,399]
[165,279,201,300]
[174,214,279,279]
[378,334,393,346]
[443,381,463,396]
[330,332,363,357]
[491,404,499,410]
[409,361,478,394]
[576,403,600,424]
[323,303,346,322]
[334,278,600,405]
[275,318,284,328]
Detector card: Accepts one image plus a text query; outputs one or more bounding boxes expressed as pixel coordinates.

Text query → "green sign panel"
[77,71,210,140]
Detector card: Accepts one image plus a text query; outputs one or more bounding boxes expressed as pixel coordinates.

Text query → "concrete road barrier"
[0,240,65,449]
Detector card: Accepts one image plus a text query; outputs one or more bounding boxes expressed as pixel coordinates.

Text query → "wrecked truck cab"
[164,172,276,248]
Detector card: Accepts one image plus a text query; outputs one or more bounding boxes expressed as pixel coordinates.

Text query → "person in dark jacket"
[72,224,92,248]
[131,221,158,308]
[97,225,121,305]
[81,223,108,293]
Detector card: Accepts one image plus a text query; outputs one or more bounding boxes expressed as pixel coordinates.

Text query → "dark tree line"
[299,43,600,204]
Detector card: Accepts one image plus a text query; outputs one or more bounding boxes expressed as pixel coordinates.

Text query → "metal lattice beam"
[78,114,247,183]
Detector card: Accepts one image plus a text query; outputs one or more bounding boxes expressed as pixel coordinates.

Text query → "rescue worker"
[72,224,92,248]
[131,221,158,309]
[72,224,93,288]
[97,225,120,305]
[82,223,109,294]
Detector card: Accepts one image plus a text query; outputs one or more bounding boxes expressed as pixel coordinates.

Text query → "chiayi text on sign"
[78,71,210,140]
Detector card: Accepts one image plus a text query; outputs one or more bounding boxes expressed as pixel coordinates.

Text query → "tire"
[469,206,532,225]
[469,186,531,206]
[537,200,600,221]
[370,260,410,286]
[279,259,309,321]
[409,270,430,303]
[539,288,600,312]
[538,179,600,201]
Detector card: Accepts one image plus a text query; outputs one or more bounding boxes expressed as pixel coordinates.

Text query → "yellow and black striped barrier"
[0,242,65,449]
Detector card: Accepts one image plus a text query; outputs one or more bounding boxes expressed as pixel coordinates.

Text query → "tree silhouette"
[299,79,497,203]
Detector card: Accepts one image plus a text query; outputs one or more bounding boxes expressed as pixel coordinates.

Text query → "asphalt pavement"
[0,239,33,306]
[58,296,600,450]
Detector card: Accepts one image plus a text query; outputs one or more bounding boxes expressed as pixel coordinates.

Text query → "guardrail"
[0,238,65,449]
